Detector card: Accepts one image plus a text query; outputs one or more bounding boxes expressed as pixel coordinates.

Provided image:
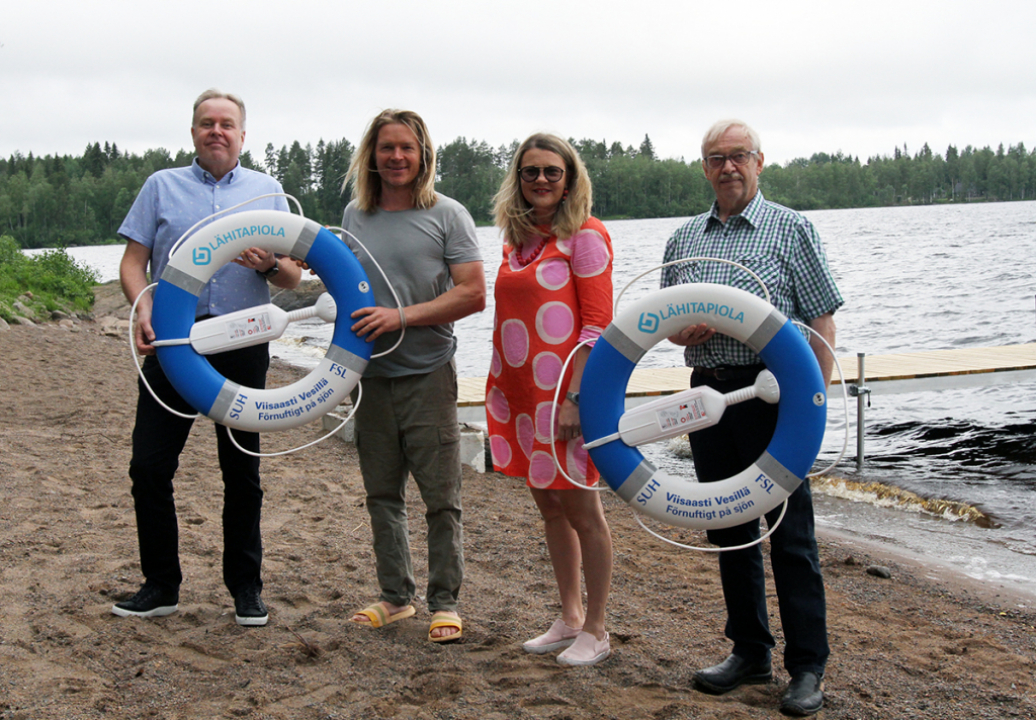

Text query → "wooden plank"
[456,344,1036,407]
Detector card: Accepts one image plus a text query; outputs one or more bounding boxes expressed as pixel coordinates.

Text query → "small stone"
[866,565,892,579]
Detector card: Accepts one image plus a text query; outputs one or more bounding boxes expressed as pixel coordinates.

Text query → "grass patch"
[0,235,98,322]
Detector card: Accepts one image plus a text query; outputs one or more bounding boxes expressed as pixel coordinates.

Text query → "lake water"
[45,200,1036,600]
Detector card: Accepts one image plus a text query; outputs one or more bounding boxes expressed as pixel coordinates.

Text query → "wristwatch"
[566,391,580,405]
[257,259,280,280]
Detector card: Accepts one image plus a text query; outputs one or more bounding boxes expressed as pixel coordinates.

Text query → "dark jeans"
[128,344,269,597]
[689,370,830,676]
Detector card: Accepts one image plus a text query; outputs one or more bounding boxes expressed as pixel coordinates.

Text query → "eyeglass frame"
[518,165,566,183]
[702,151,760,170]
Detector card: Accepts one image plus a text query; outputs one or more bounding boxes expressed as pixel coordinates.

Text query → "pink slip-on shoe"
[522,619,582,654]
[557,631,611,667]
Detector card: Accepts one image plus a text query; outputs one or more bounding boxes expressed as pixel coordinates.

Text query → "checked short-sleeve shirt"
[660,192,843,368]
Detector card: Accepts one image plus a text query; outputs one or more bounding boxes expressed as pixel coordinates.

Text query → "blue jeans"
[128,345,269,597]
[689,371,829,676]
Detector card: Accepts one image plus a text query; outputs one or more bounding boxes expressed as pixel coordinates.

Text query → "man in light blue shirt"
[113,89,300,626]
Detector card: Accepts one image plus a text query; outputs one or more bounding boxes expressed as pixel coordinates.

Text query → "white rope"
[586,256,847,553]
[124,197,411,459]
[323,226,406,360]
[128,282,199,420]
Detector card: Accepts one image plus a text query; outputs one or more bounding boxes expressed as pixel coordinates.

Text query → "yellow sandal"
[350,602,416,628]
[428,611,462,643]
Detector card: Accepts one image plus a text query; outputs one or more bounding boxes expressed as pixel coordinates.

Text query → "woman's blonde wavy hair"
[344,109,438,213]
[492,133,592,248]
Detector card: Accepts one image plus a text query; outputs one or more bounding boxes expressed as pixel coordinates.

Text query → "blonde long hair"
[344,109,438,213]
[492,133,592,248]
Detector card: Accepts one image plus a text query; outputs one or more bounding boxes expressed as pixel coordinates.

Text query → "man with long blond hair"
[340,110,485,643]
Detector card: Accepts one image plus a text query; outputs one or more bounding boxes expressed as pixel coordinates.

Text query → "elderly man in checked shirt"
[660,119,843,718]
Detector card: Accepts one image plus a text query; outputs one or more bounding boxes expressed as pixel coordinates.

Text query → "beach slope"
[0,288,1033,719]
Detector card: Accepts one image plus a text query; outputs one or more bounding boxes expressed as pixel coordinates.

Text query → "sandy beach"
[0,285,1033,720]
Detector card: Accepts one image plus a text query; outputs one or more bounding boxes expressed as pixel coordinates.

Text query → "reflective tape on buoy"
[579,284,827,529]
[151,210,373,432]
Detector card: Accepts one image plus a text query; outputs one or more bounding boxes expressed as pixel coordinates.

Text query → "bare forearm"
[403,282,485,327]
[808,313,837,386]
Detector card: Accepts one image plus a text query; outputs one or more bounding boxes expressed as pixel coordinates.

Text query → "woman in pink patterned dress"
[486,134,614,666]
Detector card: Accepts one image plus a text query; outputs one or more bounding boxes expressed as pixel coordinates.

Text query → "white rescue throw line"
[151,210,373,432]
[579,284,827,530]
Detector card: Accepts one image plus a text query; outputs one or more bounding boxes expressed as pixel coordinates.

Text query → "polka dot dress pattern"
[484,218,614,490]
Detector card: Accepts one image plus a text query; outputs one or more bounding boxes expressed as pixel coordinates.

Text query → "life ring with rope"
[150,209,373,432]
[579,284,827,529]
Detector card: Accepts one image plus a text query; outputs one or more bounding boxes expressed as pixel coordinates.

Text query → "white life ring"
[151,209,373,432]
[579,284,827,529]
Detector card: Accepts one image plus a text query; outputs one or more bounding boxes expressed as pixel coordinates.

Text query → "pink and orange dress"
[485,217,614,489]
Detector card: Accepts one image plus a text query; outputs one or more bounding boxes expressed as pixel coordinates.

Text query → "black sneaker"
[234,584,268,627]
[112,584,179,618]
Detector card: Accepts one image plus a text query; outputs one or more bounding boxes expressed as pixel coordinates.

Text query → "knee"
[533,492,565,523]
[563,503,609,538]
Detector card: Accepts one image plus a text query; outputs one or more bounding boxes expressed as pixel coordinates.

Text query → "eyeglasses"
[519,165,565,183]
[703,151,759,170]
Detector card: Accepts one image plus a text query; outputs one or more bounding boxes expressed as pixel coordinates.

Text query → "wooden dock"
[457,343,1036,416]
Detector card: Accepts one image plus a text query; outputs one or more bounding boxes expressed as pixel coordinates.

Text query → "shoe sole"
[557,649,611,667]
[522,637,577,655]
[235,614,269,627]
[693,672,772,694]
[111,604,178,618]
[780,699,824,717]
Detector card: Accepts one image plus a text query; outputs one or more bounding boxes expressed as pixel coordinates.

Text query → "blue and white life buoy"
[151,209,374,432]
[579,284,827,529]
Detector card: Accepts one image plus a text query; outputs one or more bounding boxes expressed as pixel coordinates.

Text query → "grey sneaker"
[112,584,179,618]
[234,584,268,626]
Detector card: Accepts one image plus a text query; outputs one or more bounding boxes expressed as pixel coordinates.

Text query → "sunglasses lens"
[520,166,565,182]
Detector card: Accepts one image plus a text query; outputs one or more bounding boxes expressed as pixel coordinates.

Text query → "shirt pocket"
[729,254,782,299]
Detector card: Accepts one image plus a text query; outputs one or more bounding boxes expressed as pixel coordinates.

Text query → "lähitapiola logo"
[193,247,212,265]
[638,312,659,333]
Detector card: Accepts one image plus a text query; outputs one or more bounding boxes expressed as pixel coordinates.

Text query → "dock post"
[855,353,867,471]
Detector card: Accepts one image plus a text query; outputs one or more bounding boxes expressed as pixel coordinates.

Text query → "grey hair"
[701,119,760,157]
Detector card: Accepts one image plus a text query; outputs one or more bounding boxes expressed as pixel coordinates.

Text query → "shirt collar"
[190,158,241,185]
[707,191,766,229]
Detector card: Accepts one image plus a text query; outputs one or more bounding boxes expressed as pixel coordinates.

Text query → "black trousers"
[128,344,269,597]
[689,369,830,675]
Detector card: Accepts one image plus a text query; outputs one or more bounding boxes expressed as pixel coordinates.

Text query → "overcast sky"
[4,0,1035,167]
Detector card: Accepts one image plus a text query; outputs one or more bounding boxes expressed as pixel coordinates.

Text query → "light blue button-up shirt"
[118,159,290,318]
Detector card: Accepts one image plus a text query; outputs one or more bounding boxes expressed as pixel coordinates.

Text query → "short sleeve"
[570,220,614,344]
[117,175,160,250]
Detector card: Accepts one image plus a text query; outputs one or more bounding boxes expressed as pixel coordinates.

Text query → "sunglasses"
[519,165,565,183]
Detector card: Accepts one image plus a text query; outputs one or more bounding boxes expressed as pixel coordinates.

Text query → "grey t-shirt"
[341,193,482,378]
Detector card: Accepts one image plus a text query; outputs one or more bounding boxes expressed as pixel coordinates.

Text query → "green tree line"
[2,135,1034,249]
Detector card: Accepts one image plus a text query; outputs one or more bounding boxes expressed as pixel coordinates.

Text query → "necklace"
[515,236,548,267]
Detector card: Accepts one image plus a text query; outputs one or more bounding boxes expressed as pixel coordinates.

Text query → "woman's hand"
[557,397,583,441]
